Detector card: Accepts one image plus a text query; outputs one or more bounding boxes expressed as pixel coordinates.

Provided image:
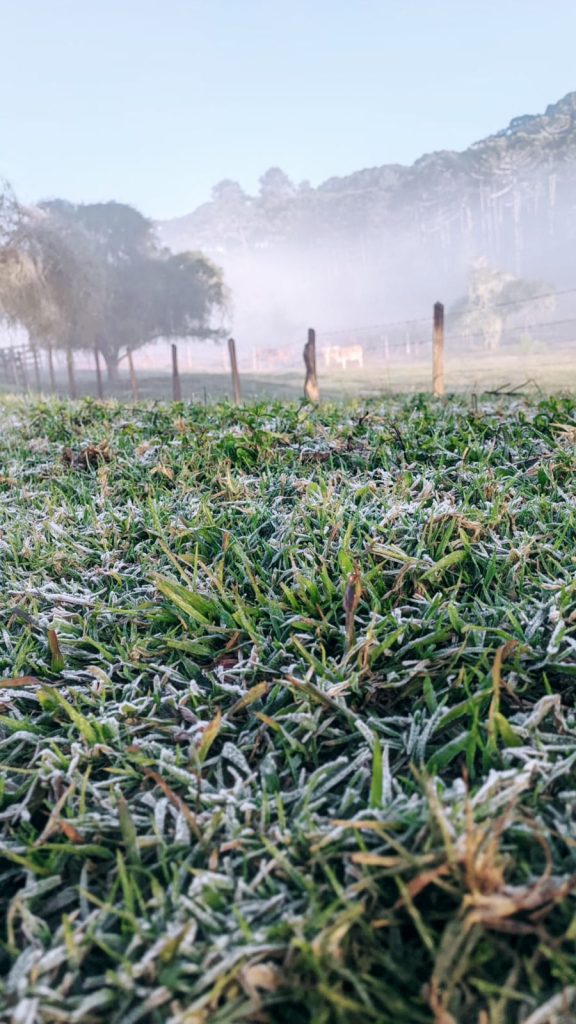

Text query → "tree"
[258,168,295,202]
[211,180,248,207]
[450,258,555,350]
[0,197,227,378]
[0,179,20,246]
[95,246,227,377]
[209,181,253,250]
[0,196,103,357]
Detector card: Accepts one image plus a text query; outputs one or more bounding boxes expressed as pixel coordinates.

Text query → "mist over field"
[160,92,576,355]
[2,91,576,385]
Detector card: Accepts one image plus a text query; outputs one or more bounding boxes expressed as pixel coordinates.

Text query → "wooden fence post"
[48,346,56,393]
[127,348,139,401]
[228,337,241,404]
[171,343,181,401]
[304,327,320,403]
[66,348,76,399]
[433,301,445,397]
[94,348,104,399]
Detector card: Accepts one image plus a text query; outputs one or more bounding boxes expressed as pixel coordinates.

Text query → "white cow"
[322,344,364,370]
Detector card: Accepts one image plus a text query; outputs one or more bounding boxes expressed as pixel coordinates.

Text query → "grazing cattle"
[253,346,298,372]
[322,344,364,370]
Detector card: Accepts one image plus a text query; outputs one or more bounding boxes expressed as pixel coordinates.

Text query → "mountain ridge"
[163,91,576,225]
[159,91,576,343]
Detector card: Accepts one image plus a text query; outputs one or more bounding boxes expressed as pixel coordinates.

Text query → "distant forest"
[160,92,576,347]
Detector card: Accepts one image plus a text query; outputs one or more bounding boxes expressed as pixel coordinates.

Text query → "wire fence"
[1,289,576,401]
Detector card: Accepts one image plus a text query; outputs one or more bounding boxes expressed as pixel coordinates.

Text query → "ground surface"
[0,395,575,1024]
[3,344,576,404]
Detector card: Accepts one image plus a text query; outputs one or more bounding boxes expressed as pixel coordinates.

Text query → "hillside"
[159,93,576,346]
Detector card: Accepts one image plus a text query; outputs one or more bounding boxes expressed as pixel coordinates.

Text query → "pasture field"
[0,394,575,1023]
[3,345,576,404]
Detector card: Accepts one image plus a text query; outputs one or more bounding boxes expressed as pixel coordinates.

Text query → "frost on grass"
[0,395,575,1024]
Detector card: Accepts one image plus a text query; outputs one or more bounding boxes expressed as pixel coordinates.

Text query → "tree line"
[0,182,227,379]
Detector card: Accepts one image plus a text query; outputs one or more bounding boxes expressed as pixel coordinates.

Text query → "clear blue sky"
[1,0,575,220]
